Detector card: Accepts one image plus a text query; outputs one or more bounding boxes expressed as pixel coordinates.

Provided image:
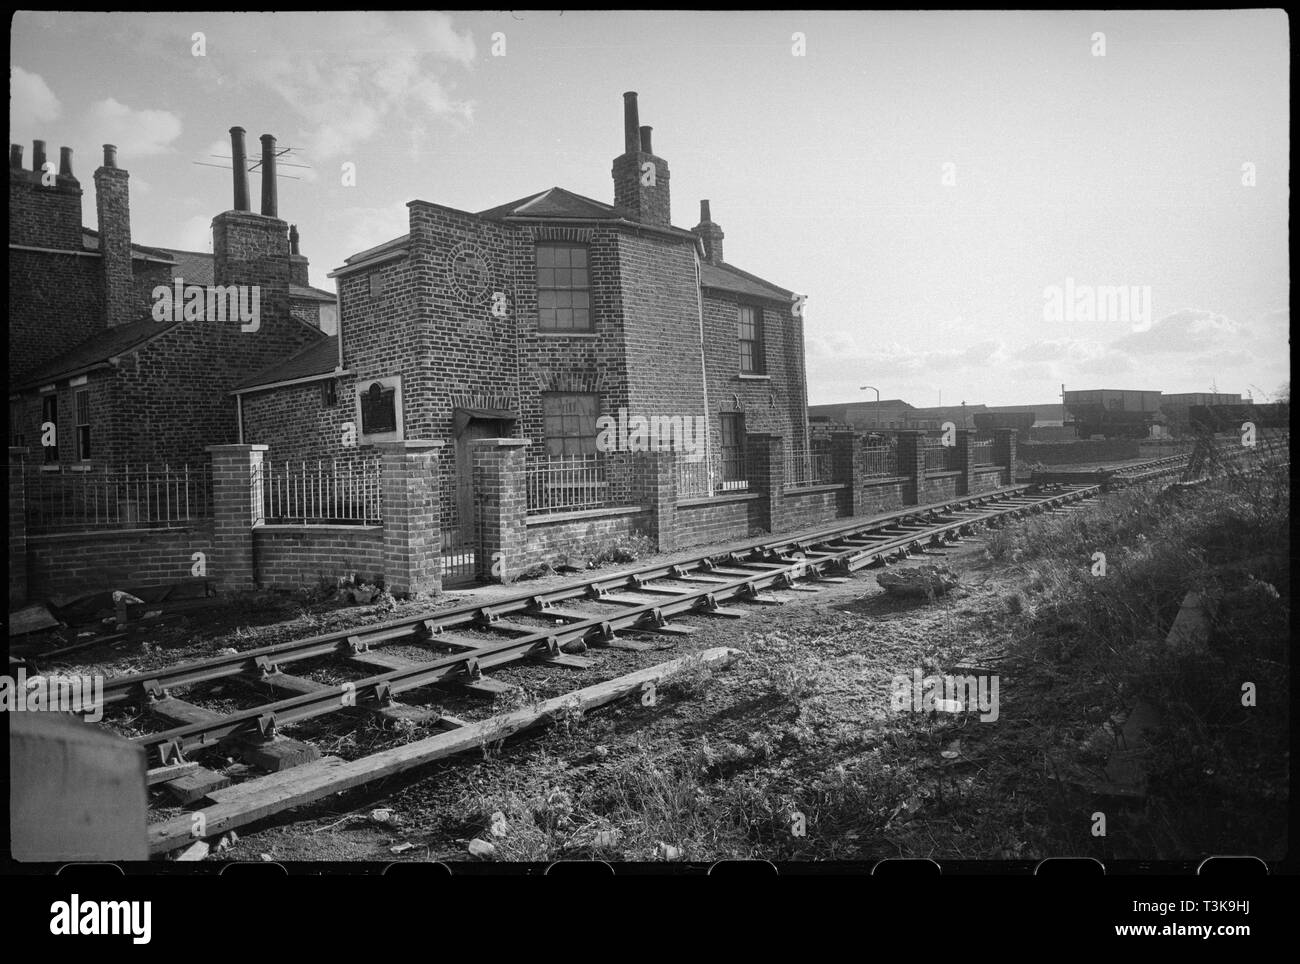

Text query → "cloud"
[81,98,182,158]
[1114,309,1248,356]
[10,66,62,130]
[221,12,477,162]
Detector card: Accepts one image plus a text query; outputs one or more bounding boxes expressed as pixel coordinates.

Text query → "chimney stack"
[10,144,22,169]
[611,91,671,227]
[59,147,73,178]
[259,133,277,217]
[94,145,134,328]
[230,127,250,212]
[32,140,47,173]
[693,199,724,265]
[623,91,640,154]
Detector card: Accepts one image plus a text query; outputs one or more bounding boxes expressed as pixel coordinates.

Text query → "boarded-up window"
[542,393,598,456]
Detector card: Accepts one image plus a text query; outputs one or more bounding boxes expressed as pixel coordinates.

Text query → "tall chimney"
[10,144,22,169]
[611,91,670,227]
[59,147,73,178]
[622,91,640,154]
[95,145,134,328]
[693,199,725,265]
[32,140,47,173]
[230,126,250,212]
[259,133,277,218]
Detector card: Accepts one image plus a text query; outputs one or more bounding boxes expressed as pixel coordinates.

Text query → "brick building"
[239,92,811,522]
[8,129,336,466]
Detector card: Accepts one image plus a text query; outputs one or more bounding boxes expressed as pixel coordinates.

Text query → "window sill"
[535,331,598,339]
[737,373,771,380]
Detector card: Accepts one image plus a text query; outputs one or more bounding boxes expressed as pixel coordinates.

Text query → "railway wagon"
[972,411,1035,433]
[1063,389,1162,439]
[1189,402,1289,434]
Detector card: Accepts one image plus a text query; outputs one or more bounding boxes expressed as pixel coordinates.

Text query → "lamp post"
[860,385,881,431]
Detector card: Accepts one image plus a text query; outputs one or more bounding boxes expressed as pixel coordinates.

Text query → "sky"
[10,10,1290,407]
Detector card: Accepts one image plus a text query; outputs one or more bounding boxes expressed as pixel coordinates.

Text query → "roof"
[233,337,341,393]
[79,228,177,264]
[699,261,793,301]
[477,186,629,222]
[151,248,335,303]
[290,283,337,303]
[14,316,183,389]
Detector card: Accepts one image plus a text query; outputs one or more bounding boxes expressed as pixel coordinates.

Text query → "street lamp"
[860,385,881,431]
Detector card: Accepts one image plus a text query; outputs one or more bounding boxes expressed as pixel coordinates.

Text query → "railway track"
[103,480,1106,774]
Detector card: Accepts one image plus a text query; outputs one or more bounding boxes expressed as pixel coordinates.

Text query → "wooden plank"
[348,650,424,673]
[148,647,743,855]
[149,697,226,728]
[162,766,231,805]
[460,676,516,696]
[627,623,697,637]
[8,603,61,637]
[240,736,321,773]
[146,761,199,787]
[249,670,437,726]
[698,606,748,618]
[537,653,594,670]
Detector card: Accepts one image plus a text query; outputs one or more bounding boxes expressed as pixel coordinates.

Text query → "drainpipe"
[694,245,711,490]
[235,393,244,443]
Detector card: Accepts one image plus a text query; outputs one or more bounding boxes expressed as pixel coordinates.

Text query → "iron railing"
[25,462,213,531]
[923,437,958,472]
[260,456,382,525]
[677,448,749,499]
[972,438,995,465]
[862,440,899,477]
[526,452,634,515]
[784,444,835,489]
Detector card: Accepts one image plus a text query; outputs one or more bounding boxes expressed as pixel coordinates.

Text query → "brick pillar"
[206,444,267,591]
[955,429,975,496]
[830,431,865,516]
[9,447,29,608]
[746,433,785,534]
[376,440,444,598]
[640,450,679,552]
[896,431,925,506]
[993,429,1017,486]
[473,438,529,583]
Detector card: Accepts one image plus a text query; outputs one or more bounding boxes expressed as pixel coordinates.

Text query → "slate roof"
[14,316,183,389]
[699,261,793,302]
[232,337,341,393]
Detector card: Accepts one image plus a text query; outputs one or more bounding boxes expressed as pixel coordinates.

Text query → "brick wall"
[782,485,849,529]
[701,288,807,450]
[253,525,384,590]
[8,249,103,384]
[973,467,1007,493]
[857,477,907,515]
[676,493,764,547]
[920,470,963,504]
[27,524,213,599]
[242,379,357,463]
[522,507,651,571]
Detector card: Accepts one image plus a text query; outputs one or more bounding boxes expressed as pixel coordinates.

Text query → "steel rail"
[100,484,1042,707]
[132,483,1103,763]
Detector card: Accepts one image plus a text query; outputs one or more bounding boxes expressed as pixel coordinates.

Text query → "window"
[543,393,599,456]
[41,394,58,464]
[738,305,765,374]
[321,379,338,408]
[720,412,746,483]
[9,401,25,448]
[75,390,90,461]
[360,381,397,434]
[369,273,384,299]
[536,244,591,331]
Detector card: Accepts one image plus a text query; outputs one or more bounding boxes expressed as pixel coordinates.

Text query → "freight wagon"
[1062,389,1163,439]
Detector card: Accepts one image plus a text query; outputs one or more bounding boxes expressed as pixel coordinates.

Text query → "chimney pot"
[259,133,278,218]
[700,199,711,223]
[10,144,22,169]
[59,147,73,178]
[622,91,640,155]
[289,223,300,255]
[639,125,653,154]
[102,144,118,169]
[230,126,250,212]
[32,140,47,173]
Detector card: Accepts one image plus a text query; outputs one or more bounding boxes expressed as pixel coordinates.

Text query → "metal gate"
[440,450,478,586]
